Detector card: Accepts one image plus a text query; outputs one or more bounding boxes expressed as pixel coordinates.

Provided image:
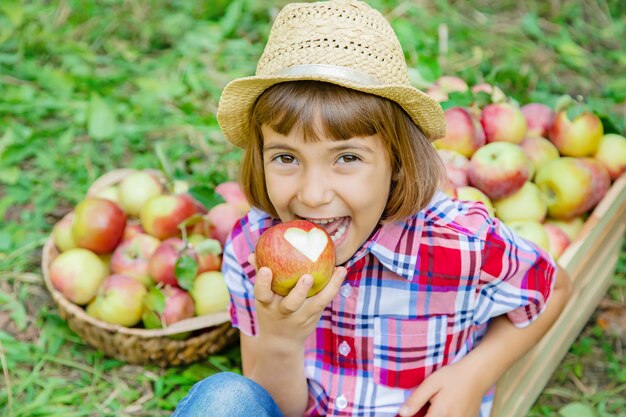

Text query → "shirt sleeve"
[221,216,259,337]
[474,216,557,328]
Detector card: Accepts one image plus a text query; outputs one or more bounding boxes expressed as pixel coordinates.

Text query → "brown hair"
[239,81,444,223]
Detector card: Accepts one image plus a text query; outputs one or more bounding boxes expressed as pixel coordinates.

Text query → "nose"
[297,167,334,208]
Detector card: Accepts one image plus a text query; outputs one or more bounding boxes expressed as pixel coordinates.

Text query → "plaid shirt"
[223,192,556,417]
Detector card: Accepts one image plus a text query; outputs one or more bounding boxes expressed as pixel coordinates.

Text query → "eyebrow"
[263,140,375,154]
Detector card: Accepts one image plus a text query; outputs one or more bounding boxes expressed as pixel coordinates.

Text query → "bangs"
[251,81,385,142]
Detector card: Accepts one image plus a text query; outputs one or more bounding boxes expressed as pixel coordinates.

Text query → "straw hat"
[217,0,446,148]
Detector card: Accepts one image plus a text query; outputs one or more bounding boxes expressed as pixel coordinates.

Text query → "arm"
[399,264,572,417]
[241,261,347,417]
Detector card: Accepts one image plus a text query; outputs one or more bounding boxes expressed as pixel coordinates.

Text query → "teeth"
[331,223,347,242]
[307,217,339,225]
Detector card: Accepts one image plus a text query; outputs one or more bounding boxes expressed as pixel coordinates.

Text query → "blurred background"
[1,1,625,416]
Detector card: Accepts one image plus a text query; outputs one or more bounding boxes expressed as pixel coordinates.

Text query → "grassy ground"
[1,1,625,416]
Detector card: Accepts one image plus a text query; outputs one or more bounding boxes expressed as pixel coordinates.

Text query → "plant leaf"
[175,255,198,291]
[559,402,598,417]
[88,93,117,140]
[193,238,222,256]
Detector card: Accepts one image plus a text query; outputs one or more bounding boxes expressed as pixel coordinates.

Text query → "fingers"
[253,267,274,304]
[279,274,314,314]
[398,381,438,417]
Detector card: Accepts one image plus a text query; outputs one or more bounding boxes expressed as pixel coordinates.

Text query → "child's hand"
[398,361,487,417]
[248,253,347,345]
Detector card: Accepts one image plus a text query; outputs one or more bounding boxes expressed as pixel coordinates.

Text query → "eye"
[337,153,361,164]
[271,153,298,165]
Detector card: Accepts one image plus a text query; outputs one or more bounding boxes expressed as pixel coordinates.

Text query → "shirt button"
[338,341,351,356]
[335,394,348,410]
[340,284,352,297]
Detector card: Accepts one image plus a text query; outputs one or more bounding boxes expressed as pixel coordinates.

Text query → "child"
[173,1,571,416]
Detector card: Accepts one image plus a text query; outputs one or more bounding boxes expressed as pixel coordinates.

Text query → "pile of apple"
[429,76,626,259]
[49,170,250,331]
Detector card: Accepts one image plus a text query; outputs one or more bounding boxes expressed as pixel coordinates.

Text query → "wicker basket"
[42,169,239,367]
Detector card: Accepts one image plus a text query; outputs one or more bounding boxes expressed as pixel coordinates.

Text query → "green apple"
[594,133,626,180]
[544,216,585,242]
[507,220,550,253]
[87,274,147,327]
[519,136,560,180]
[493,182,547,223]
[50,248,108,305]
[456,186,495,217]
[118,171,164,216]
[191,271,230,316]
[53,213,77,252]
[549,110,603,157]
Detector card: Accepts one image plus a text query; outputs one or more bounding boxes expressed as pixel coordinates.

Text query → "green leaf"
[192,238,222,256]
[188,185,225,211]
[141,307,163,329]
[220,0,244,38]
[144,286,166,314]
[175,255,198,291]
[0,0,24,26]
[566,103,590,121]
[0,166,20,184]
[559,402,598,417]
[88,93,117,140]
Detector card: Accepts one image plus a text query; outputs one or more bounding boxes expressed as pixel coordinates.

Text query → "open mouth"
[300,216,350,243]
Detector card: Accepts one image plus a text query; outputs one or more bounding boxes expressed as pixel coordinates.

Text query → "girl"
[173,1,571,416]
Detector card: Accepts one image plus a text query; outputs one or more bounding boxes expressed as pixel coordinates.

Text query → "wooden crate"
[492,174,626,416]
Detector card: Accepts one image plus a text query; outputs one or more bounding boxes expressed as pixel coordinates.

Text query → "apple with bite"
[480,103,527,144]
[53,213,77,252]
[433,107,486,158]
[86,274,147,327]
[50,248,108,305]
[72,197,127,254]
[549,110,603,157]
[493,181,547,223]
[521,103,554,138]
[534,157,594,219]
[118,170,164,216]
[192,271,231,315]
[594,133,626,180]
[140,193,198,240]
[255,220,336,297]
[455,186,495,217]
[468,142,530,200]
[110,233,161,286]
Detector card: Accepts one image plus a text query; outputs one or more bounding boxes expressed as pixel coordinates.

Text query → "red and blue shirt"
[223,192,556,417]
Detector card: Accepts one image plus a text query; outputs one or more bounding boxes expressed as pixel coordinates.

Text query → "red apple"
[50,248,108,305]
[578,157,611,209]
[493,181,547,223]
[122,223,145,241]
[544,216,585,242]
[519,136,560,180]
[434,75,469,93]
[471,83,493,94]
[188,234,222,273]
[86,274,147,327]
[118,171,164,216]
[480,103,527,144]
[468,142,530,200]
[110,233,161,286]
[543,223,570,259]
[255,220,336,297]
[216,181,251,216]
[53,213,77,252]
[534,157,595,219]
[191,271,230,316]
[594,133,626,180]
[549,110,603,157]
[140,193,198,240]
[433,107,486,158]
[206,202,243,246]
[143,286,195,328]
[521,103,554,138]
[72,198,127,254]
[148,237,194,287]
[437,149,470,187]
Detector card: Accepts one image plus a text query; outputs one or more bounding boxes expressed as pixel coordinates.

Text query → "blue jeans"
[171,372,284,417]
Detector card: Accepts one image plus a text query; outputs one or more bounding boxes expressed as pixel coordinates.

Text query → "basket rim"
[43,168,232,338]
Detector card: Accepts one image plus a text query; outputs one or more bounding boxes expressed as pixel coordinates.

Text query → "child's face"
[261,125,392,265]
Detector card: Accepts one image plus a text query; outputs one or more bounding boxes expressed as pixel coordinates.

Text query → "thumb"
[398,380,438,417]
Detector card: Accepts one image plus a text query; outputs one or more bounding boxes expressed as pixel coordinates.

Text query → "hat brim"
[217,73,446,148]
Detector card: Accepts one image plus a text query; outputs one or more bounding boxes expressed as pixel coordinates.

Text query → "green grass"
[1,1,625,416]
